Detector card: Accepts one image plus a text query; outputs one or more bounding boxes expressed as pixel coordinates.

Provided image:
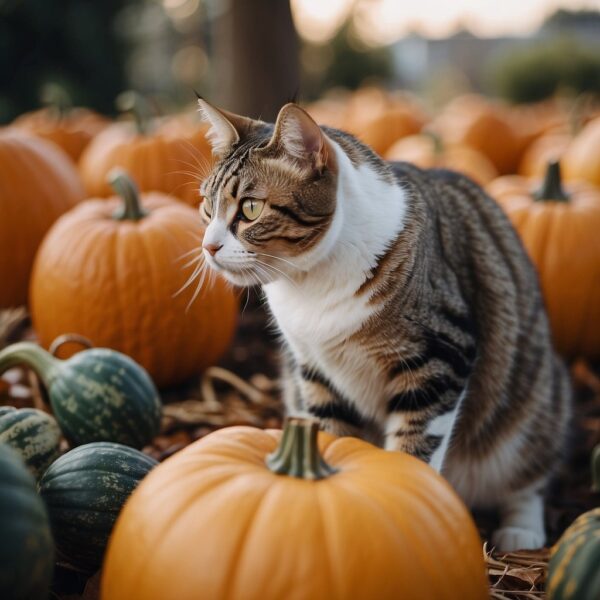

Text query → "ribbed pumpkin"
[487,162,600,359]
[546,508,600,600]
[30,171,238,387]
[102,418,488,600]
[0,443,54,600]
[13,107,109,162]
[79,100,212,207]
[431,96,519,175]
[563,116,600,187]
[0,129,85,308]
[0,406,61,479]
[0,342,162,448]
[39,442,157,572]
[385,133,498,185]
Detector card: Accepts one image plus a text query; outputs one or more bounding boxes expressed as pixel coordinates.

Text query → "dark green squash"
[38,441,158,572]
[0,342,162,448]
[0,406,61,479]
[0,443,54,600]
[547,507,600,600]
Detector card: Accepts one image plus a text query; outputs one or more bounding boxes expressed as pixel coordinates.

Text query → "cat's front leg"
[295,366,368,438]
[492,485,546,551]
[384,389,466,473]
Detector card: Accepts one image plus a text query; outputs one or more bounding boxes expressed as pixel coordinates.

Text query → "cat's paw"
[491,526,545,552]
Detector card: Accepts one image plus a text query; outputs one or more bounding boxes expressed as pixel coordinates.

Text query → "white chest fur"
[263,145,407,417]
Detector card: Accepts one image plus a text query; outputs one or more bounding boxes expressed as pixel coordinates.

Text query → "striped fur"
[198,101,572,551]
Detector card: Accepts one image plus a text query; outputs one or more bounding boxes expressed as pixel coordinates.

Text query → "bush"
[489,37,600,103]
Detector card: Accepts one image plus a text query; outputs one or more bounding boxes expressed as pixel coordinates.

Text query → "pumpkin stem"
[424,130,444,158]
[0,342,60,385]
[266,417,338,480]
[116,91,152,135]
[534,161,569,203]
[109,169,149,221]
[592,445,600,492]
[41,82,72,120]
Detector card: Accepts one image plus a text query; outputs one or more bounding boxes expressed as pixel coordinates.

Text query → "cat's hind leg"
[492,485,546,551]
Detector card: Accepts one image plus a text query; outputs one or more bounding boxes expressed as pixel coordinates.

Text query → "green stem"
[592,445,600,493]
[109,169,148,221]
[116,91,152,135]
[266,417,338,480]
[41,83,72,120]
[0,342,60,385]
[534,161,569,203]
[423,130,444,158]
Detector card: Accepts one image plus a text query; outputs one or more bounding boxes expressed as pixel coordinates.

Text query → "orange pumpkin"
[0,129,85,309]
[385,133,498,185]
[13,107,109,162]
[487,162,600,359]
[518,132,571,178]
[563,116,600,187]
[356,105,425,156]
[29,171,238,387]
[79,104,212,208]
[431,96,519,175]
[102,418,488,600]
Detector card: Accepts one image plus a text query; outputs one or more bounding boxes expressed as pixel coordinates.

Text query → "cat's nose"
[203,242,223,257]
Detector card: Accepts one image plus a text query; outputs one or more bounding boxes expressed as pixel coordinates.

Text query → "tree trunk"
[213,0,300,121]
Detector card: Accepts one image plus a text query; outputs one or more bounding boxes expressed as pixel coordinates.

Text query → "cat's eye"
[241,198,264,221]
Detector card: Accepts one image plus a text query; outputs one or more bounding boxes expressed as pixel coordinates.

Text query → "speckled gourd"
[0,406,61,479]
[38,441,158,572]
[0,342,162,448]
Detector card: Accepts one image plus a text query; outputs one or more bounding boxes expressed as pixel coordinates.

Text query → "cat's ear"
[197,98,254,158]
[268,104,333,172]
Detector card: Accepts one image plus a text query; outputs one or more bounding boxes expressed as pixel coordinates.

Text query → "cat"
[196,98,572,552]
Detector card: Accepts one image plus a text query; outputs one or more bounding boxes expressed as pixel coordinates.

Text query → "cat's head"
[198,99,340,286]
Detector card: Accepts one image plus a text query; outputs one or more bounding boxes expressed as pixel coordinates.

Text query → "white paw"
[491,526,546,552]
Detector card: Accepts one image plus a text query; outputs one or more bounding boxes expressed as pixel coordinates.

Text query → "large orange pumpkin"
[13,107,109,162]
[29,171,238,387]
[0,129,85,309]
[563,116,600,187]
[102,418,488,600]
[79,109,212,208]
[487,162,600,359]
[385,133,498,185]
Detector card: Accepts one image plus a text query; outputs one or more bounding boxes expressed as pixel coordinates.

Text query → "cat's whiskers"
[254,258,298,289]
[253,252,302,271]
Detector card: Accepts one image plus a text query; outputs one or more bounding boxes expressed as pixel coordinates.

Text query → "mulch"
[1,293,599,600]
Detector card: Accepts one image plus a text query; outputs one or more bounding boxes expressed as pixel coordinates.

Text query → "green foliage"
[489,37,600,103]
[0,0,141,123]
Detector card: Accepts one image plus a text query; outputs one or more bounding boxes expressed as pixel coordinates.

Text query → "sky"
[290,0,600,44]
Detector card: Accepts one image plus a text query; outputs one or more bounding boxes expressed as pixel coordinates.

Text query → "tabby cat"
[197,99,572,551]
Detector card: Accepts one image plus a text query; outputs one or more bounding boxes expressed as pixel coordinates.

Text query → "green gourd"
[0,406,61,479]
[0,342,162,448]
[38,441,158,572]
[547,507,600,600]
[0,443,54,600]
